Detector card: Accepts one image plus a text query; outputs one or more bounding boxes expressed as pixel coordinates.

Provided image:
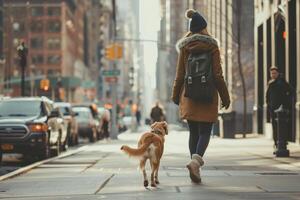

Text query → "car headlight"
[28,123,48,132]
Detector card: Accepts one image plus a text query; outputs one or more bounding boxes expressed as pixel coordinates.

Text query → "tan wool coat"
[171,33,230,122]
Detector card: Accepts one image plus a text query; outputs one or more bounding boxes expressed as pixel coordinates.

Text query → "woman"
[171,9,230,183]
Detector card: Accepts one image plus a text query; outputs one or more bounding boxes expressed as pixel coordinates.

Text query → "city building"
[254,0,300,144]
[157,0,191,123]
[195,0,255,135]
[0,0,4,95]
[157,0,255,133]
[2,0,91,102]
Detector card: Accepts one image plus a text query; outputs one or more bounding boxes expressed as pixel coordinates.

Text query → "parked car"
[54,102,79,146]
[50,107,68,151]
[72,106,98,143]
[0,97,64,162]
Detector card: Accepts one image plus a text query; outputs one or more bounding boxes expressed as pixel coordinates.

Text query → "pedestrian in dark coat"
[150,102,164,123]
[171,9,230,183]
[266,66,293,149]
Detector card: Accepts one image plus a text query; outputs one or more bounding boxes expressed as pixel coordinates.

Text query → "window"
[31,7,44,17]
[32,55,44,64]
[31,37,43,49]
[30,21,43,32]
[48,7,61,16]
[47,55,61,64]
[12,22,25,33]
[47,69,61,76]
[47,21,61,32]
[47,38,61,49]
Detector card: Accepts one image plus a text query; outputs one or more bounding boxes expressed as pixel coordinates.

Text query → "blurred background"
[0,0,299,143]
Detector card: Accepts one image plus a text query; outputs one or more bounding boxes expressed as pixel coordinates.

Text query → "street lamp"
[0,57,6,94]
[17,41,28,96]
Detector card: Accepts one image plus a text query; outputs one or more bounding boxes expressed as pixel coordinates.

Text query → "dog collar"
[151,129,163,135]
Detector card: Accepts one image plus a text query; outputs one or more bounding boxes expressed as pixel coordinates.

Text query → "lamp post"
[0,57,6,94]
[17,42,28,96]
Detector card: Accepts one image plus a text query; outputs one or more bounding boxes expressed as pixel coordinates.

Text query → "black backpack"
[184,52,215,103]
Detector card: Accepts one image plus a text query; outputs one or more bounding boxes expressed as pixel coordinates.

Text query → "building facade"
[0,0,4,94]
[158,0,255,132]
[157,0,191,123]
[2,0,90,101]
[254,0,300,143]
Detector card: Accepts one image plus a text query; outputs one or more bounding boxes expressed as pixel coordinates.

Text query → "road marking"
[80,153,110,173]
[94,174,115,194]
[0,146,88,182]
[175,186,181,193]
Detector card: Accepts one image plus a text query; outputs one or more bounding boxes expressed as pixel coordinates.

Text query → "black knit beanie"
[185,9,207,33]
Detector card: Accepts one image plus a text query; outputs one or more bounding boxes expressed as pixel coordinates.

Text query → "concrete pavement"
[1,126,300,199]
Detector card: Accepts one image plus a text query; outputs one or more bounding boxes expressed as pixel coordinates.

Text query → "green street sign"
[102,69,121,76]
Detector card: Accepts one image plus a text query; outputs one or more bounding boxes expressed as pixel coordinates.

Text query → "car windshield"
[73,107,91,122]
[58,107,71,116]
[0,100,41,117]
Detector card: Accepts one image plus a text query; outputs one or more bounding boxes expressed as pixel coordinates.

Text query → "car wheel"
[67,125,73,146]
[62,135,69,151]
[89,128,96,143]
[0,150,2,164]
[75,134,79,145]
[39,140,50,160]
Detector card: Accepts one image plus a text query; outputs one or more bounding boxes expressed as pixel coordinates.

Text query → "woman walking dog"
[171,9,230,183]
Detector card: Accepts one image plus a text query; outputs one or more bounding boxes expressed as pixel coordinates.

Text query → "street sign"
[102,69,120,77]
[104,77,118,83]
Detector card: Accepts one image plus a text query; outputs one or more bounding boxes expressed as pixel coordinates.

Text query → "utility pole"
[110,0,119,139]
[17,42,28,96]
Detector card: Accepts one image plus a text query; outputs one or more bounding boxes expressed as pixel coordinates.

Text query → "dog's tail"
[120,135,155,157]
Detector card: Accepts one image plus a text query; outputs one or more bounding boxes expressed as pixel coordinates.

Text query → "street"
[1,126,300,200]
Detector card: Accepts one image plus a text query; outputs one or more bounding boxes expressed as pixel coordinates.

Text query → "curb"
[0,145,87,182]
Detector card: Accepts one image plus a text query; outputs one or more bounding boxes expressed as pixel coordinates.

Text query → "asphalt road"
[0,137,90,177]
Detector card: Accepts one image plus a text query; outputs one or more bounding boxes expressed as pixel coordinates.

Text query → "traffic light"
[105,45,115,60]
[129,67,134,87]
[104,44,123,60]
[115,44,123,59]
[40,79,50,91]
[17,42,28,68]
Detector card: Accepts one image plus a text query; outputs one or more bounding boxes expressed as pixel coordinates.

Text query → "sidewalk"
[0,126,300,199]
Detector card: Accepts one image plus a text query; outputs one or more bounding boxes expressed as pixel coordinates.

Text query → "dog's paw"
[144,180,149,187]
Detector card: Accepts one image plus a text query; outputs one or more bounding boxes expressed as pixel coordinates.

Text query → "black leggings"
[188,120,213,157]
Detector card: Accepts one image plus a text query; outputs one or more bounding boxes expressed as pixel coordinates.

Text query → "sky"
[139,0,160,89]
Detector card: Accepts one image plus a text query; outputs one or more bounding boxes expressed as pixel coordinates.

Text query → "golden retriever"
[121,121,168,187]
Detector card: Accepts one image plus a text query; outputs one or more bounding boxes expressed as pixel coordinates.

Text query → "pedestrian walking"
[171,9,230,183]
[266,66,293,153]
[136,106,142,127]
[150,101,165,123]
[102,109,111,139]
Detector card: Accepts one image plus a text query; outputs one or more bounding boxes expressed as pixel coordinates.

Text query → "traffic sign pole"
[110,0,119,140]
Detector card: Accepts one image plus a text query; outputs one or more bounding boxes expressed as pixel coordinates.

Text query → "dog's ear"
[162,121,168,127]
[162,121,168,135]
